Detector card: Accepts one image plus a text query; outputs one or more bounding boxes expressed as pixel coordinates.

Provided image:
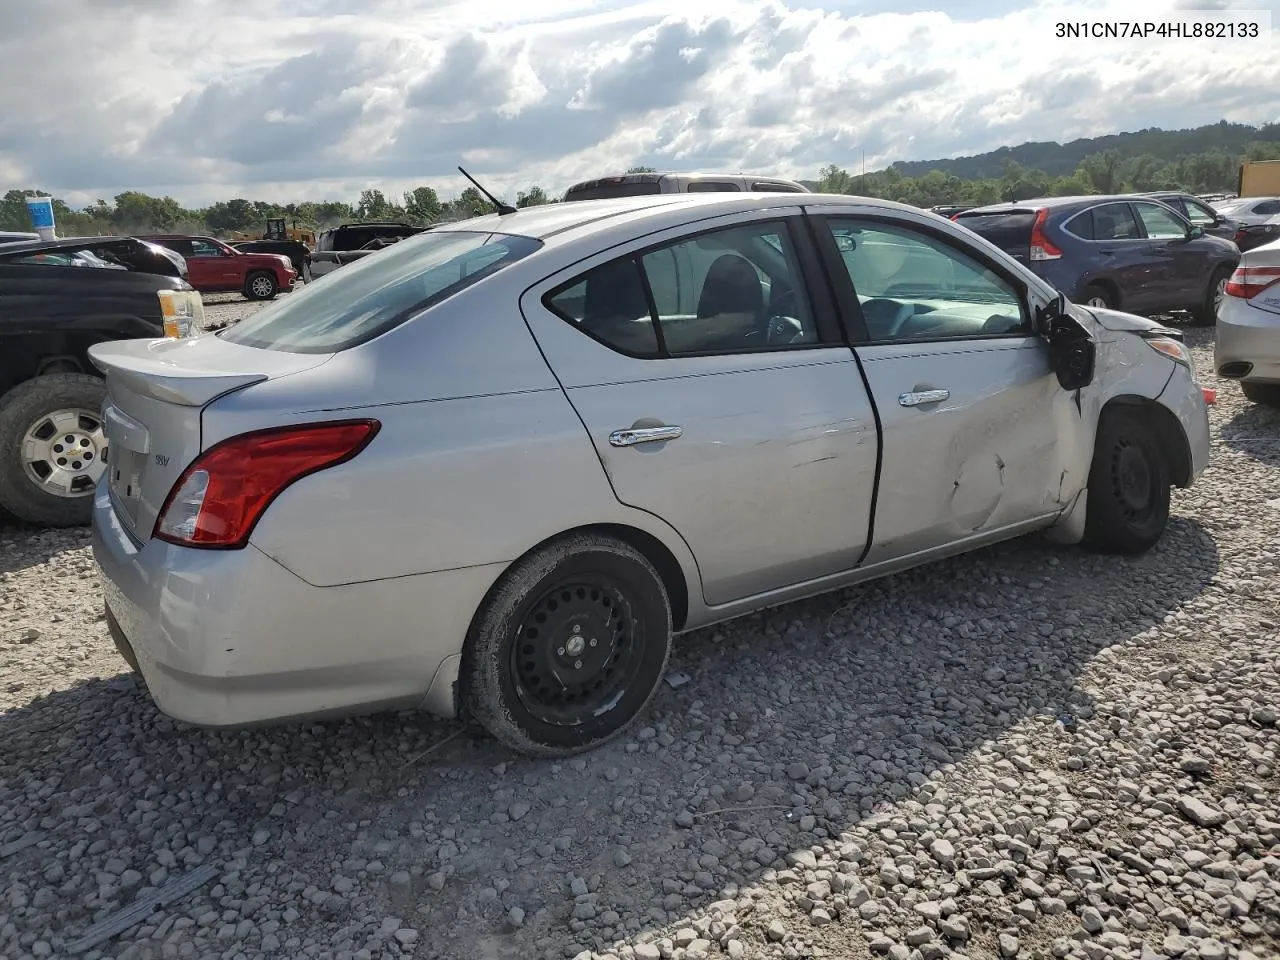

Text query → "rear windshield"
[220,230,542,353]
[564,182,663,202]
[953,211,1036,250]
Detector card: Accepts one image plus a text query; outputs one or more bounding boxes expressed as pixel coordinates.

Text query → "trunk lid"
[953,209,1037,264]
[88,336,331,540]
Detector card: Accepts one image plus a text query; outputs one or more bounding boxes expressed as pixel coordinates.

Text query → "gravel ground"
[1,317,1278,960]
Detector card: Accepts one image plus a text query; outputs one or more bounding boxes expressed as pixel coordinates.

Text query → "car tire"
[461,532,673,757]
[1189,266,1232,326]
[0,373,107,527]
[1078,283,1116,310]
[1241,381,1280,407]
[1083,408,1171,555]
[244,270,278,301]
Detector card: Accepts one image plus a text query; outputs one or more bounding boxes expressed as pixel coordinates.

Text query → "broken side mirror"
[1046,311,1096,391]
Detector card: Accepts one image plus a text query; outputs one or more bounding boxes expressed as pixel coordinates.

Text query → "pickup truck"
[0,236,199,526]
[139,235,296,300]
[310,222,427,279]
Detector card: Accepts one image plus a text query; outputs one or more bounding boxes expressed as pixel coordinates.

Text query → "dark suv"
[1136,191,1239,242]
[953,195,1240,324]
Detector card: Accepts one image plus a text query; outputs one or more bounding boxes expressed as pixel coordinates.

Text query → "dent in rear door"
[519,211,878,606]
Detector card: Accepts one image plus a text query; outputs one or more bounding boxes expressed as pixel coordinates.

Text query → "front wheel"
[1190,266,1231,327]
[461,533,673,756]
[244,271,278,301]
[1083,409,1171,554]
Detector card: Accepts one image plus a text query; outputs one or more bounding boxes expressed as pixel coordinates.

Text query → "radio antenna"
[458,166,517,215]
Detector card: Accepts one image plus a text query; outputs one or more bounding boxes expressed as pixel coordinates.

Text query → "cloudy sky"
[1,0,1277,208]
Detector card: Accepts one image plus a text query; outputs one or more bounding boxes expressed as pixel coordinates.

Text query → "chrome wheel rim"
[1085,295,1108,308]
[250,275,274,298]
[21,408,107,498]
[1213,277,1226,314]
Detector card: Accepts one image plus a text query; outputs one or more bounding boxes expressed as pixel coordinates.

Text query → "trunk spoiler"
[88,339,268,407]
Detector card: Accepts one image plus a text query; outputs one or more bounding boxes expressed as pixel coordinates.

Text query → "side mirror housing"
[1039,296,1096,391]
[1188,225,1205,239]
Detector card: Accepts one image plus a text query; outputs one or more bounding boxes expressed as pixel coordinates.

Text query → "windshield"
[220,230,542,353]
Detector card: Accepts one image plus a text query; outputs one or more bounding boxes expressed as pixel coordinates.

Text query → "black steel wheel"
[462,533,672,756]
[1083,408,1171,554]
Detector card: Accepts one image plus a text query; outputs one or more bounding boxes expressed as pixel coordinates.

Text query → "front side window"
[544,221,819,357]
[824,219,1026,341]
[1133,202,1188,239]
[221,230,542,353]
[1182,200,1218,225]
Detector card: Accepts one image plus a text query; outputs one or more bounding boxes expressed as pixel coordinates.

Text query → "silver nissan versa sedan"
[91,193,1211,756]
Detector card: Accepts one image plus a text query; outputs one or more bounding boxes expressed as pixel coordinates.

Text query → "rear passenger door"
[809,210,1077,565]
[520,210,879,607]
[1064,202,1161,312]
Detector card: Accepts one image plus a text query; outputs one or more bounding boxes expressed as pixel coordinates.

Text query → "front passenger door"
[813,213,1078,565]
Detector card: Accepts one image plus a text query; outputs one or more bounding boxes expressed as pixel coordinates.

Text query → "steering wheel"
[859,298,916,339]
[764,315,807,345]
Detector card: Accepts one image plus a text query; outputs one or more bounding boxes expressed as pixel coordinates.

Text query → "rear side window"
[1088,203,1142,241]
[953,212,1035,254]
[751,182,804,193]
[1063,209,1094,240]
[220,231,542,353]
[546,259,660,357]
[1255,199,1280,215]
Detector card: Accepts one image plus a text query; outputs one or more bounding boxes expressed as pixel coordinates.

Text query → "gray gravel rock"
[2,329,1278,960]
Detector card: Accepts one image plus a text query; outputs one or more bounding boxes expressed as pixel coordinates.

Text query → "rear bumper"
[91,483,503,727]
[1216,296,1280,383]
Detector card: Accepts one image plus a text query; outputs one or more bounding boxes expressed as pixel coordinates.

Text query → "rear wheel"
[244,270,278,301]
[461,533,673,757]
[1190,266,1231,326]
[0,373,107,527]
[1241,381,1280,407]
[1083,408,1171,554]
[1079,284,1116,310]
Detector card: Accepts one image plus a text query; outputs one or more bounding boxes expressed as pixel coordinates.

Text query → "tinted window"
[825,219,1026,341]
[546,259,659,357]
[952,212,1035,253]
[1255,200,1280,215]
[1062,209,1095,240]
[643,223,816,353]
[150,237,192,257]
[750,182,804,193]
[190,239,225,257]
[563,182,663,201]
[1089,203,1142,241]
[685,181,741,193]
[221,231,542,353]
[545,221,818,357]
[1134,202,1188,239]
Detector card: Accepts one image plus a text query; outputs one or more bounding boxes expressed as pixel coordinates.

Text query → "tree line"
[2,132,1279,238]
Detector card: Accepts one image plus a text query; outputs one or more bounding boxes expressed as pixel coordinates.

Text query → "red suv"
[138,235,296,301]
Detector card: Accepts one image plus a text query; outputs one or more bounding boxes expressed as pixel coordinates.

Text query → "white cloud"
[1,0,1277,207]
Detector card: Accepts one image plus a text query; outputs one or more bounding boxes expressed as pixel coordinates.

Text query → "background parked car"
[953,195,1239,324]
[0,236,197,526]
[139,234,296,300]
[1211,195,1280,251]
[1215,237,1280,406]
[1136,191,1240,241]
[0,231,40,245]
[91,193,1208,756]
[310,222,427,278]
[562,172,809,202]
[229,238,311,280]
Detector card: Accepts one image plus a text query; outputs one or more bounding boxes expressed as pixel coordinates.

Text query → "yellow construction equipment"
[230,218,316,247]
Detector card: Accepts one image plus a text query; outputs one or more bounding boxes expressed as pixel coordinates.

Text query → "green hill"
[889,120,1280,180]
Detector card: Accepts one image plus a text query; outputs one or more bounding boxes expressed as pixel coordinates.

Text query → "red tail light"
[950,213,962,221]
[1029,208,1062,261]
[1224,264,1280,300]
[154,420,380,548]
[1233,228,1248,245]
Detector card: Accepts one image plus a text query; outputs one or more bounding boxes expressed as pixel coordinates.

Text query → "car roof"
[430,192,921,243]
[960,195,1160,215]
[0,235,152,255]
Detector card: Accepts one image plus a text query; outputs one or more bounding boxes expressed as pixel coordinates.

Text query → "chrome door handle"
[609,425,683,447]
[899,389,950,407]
